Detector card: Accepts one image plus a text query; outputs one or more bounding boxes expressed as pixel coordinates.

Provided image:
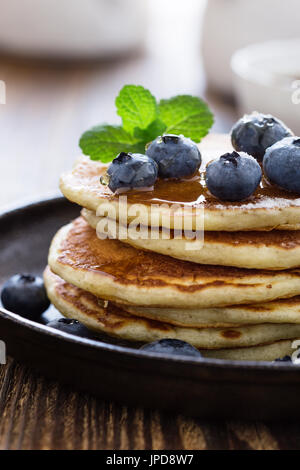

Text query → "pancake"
[48,217,300,309]
[200,340,294,362]
[83,208,300,270]
[60,134,300,232]
[113,296,300,328]
[44,267,300,352]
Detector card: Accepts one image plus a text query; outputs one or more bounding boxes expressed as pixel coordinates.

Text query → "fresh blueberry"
[1,274,50,320]
[231,112,293,162]
[146,134,201,179]
[274,356,292,363]
[140,339,202,358]
[205,151,262,202]
[103,152,158,192]
[47,318,95,339]
[263,137,300,193]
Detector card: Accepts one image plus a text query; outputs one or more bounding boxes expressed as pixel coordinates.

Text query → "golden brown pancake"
[83,208,300,270]
[48,217,300,308]
[114,295,300,328]
[44,267,300,352]
[60,134,300,231]
[200,341,294,361]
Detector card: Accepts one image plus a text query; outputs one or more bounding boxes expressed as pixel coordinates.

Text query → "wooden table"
[1,357,300,450]
[1,3,296,450]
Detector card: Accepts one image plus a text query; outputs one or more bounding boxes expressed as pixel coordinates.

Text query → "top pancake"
[60,134,300,231]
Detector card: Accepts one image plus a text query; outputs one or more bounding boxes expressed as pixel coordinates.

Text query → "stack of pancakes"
[45,134,300,361]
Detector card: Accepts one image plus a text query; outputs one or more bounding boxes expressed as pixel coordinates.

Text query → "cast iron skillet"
[0,196,299,420]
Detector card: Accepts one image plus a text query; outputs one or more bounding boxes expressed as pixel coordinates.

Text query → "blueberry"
[103,152,158,192]
[263,137,300,193]
[1,274,50,320]
[231,112,293,162]
[47,318,95,339]
[205,151,262,202]
[140,339,202,358]
[146,134,201,179]
[274,356,292,363]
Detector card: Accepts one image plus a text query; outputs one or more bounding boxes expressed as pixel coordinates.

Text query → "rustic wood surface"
[0,1,296,451]
[1,357,300,450]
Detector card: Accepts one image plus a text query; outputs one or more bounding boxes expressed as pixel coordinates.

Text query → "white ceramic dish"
[202,0,300,96]
[0,0,147,58]
[231,39,300,134]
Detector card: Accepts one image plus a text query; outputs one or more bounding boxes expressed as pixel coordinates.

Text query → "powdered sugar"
[214,197,300,210]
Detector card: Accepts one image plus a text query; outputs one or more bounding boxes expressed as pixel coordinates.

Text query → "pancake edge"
[83,209,300,270]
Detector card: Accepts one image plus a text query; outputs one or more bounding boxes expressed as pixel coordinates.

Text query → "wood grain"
[0,358,299,450]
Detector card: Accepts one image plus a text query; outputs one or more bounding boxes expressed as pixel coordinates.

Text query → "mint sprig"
[116,85,158,134]
[79,85,214,162]
[158,95,214,142]
[79,125,144,163]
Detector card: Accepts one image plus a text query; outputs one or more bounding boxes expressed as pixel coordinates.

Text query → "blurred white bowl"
[0,0,147,58]
[231,39,300,134]
[202,0,300,96]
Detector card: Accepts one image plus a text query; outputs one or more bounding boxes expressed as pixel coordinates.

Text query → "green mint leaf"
[158,95,214,142]
[79,85,215,162]
[116,85,158,134]
[133,119,166,144]
[79,125,145,162]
